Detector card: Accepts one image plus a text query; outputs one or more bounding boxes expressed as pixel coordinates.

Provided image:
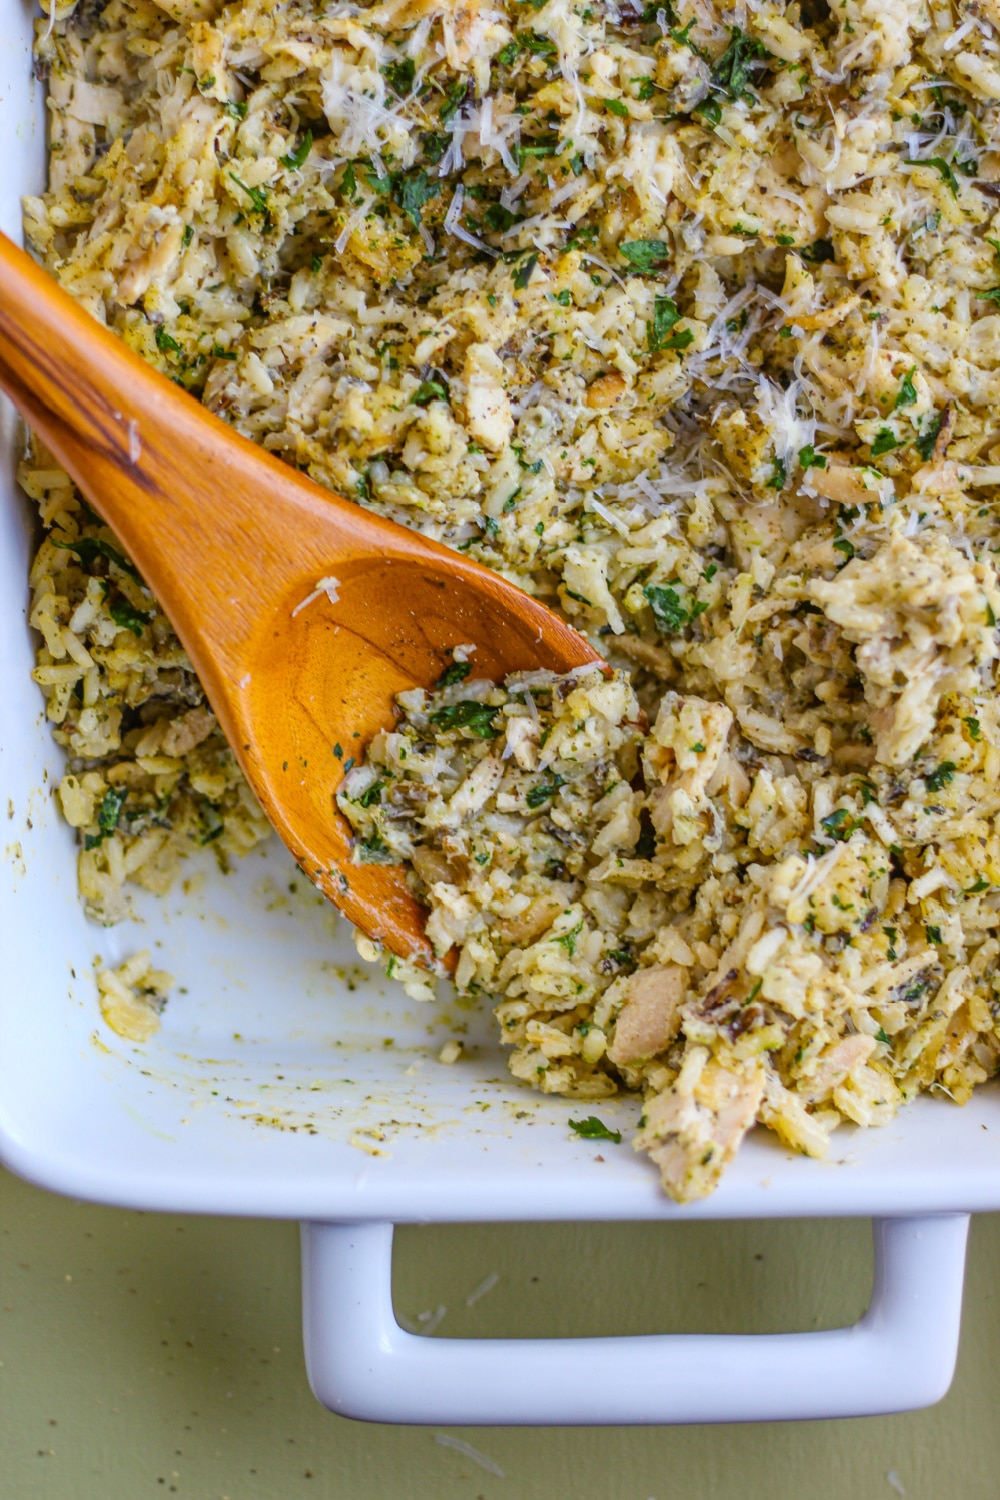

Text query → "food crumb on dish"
[349,1128,391,1158]
[95,950,174,1043]
[437,1038,464,1064]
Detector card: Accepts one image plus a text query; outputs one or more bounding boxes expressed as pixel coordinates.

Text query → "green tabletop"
[1,1165,997,1498]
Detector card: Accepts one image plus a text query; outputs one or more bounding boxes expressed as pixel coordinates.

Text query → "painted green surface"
[0,1165,998,1498]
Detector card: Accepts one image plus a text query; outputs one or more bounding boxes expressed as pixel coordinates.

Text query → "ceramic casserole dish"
[1,4,997,1427]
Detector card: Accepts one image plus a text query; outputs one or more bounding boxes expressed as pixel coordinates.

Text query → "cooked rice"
[22,0,1000,1196]
[95,948,174,1042]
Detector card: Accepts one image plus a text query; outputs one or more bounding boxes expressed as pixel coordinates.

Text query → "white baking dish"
[1,7,997,1426]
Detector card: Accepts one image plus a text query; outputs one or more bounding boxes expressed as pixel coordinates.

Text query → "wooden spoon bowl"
[0,231,601,966]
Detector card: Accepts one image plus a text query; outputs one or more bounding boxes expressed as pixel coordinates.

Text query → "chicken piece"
[463,343,513,452]
[634,1055,765,1202]
[116,211,186,307]
[607,964,686,1065]
[503,715,540,770]
[803,462,871,508]
[424,754,503,829]
[425,881,477,954]
[810,530,1000,767]
[799,1033,876,1104]
[646,693,733,795]
[411,846,462,887]
[497,887,575,947]
[160,706,215,758]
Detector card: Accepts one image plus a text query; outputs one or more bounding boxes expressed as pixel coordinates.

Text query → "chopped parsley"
[396,168,440,229]
[228,172,270,219]
[894,366,918,409]
[915,411,944,461]
[833,537,856,560]
[483,202,522,233]
[800,238,835,264]
[644,583,693,633]
[526,775,566,809]
[420,130,449,165]
[357,781,385,808]
[439,78,468,124]
[84,787,127,850]
[924,761,956,791]
[926,925,943,945]
[645,295,693,353]
[710,26,768,103]
[109,598,150,636]
[820,808,855,841]
[605,97,630,118]
[553,918,584,955]
[870,428,898,457]
[906,156,959,198]
[513,253,539,290]
[569,1116,622,1143]
[382,57,415,96]
[356,833,390,861]
[647,294,680,351]
[411,378,449,406]
[428,700,500,737]
[97,786,127,835]
[51,536,142,583]
[799,444,827,470]
[519,29,558,56]
[367,164,441,228]
[766,456,786,490]
[618,239,670,273]
[154,325,182,356]
[436,660,473,688]
[280,129,313,170]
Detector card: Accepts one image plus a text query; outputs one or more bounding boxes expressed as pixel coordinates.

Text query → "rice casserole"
[22,0,1000,1200]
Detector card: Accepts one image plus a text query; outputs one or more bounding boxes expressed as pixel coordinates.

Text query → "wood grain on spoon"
[0,231,601,967]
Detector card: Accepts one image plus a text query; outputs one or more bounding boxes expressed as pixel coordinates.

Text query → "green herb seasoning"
[428,701,500,737]
[569,1116,622,1143]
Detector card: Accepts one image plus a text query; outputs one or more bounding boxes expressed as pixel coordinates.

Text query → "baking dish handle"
[300,1213,969,1425]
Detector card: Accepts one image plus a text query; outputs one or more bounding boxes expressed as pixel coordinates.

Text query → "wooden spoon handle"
[0,231,388,681]
[0,231,182,499]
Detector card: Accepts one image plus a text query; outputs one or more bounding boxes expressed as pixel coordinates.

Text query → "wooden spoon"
[0,231,601,968]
